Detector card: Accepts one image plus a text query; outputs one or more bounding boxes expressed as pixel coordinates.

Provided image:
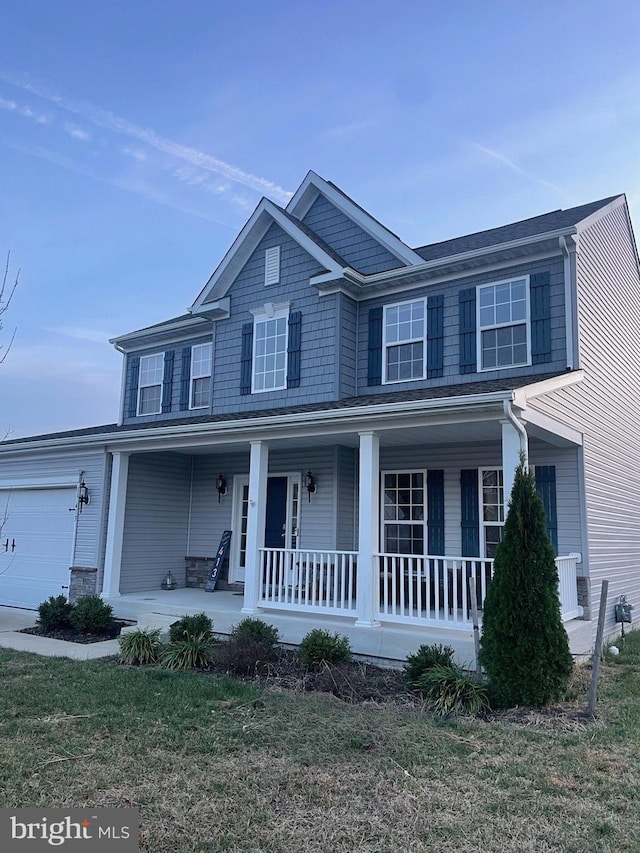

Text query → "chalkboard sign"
[205,530,232,592]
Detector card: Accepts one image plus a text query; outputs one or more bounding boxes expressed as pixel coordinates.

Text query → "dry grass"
[1,642,640,852]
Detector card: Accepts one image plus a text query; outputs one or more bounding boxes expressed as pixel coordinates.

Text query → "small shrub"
[37,595,74,632]
[413,664,489,717]
[169,612,213,643]
[298,629,352,671]
[161,633,216,670]
[404,643,455,688]
[118,628,162,665]
[230,617,279,650]
[70,595,114,634]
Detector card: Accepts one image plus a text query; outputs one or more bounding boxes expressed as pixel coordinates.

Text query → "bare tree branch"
[0,250,19,364]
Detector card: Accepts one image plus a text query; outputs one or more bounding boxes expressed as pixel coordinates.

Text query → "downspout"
[503,400,528,466]
[559,234,578,370]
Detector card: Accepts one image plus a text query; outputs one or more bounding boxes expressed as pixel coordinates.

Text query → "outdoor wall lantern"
[305,470,316,502]
[216,473,228,502]
[77,478,90,512]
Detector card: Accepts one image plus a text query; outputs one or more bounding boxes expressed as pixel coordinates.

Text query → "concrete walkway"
[0,606,120,660]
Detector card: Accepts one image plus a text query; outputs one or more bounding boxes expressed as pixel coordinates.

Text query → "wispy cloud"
[1,95,48,124]
[322,119,378,140]
[469,141,571,199]
[0,71,293,204]
[49,325,113,343]
[122,146,147,162]
[65,124,90,141]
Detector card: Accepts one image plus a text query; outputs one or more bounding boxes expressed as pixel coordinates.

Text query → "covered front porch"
[100,384,591,663]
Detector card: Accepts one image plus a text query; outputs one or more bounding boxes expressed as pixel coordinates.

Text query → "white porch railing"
[258,548,357,615]
[257,548,581,627]
[376,552,582,627]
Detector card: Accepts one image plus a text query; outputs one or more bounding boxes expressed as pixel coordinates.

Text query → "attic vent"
[265,246,280,285]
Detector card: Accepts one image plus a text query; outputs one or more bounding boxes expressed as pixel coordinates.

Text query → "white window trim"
[137,352,164,416]
[265,245,281,286]
[250,301,290,393]
[382,297,427,385]
[476,275,531,372]
[189,342,213,410]
[380,468,428,554]
[479,467,504,558]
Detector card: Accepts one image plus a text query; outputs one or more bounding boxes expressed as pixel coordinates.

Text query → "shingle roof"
[0,372,567,447]
[413,196,621,262]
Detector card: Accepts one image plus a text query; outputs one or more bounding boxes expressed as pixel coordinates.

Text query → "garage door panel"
[0,487,77,610]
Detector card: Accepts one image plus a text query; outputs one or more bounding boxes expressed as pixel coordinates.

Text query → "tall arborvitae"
[479,459,573,707]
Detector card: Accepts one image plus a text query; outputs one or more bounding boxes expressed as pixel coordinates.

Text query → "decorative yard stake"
[587,579,609,716]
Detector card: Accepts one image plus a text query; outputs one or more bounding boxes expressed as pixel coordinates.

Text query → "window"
[481,469,504,558]
[382,472,425,554]
[138,353,164,415]
[190,343,212,409]
[383,299,426,383]
[478,277,529,370]
[252,305,288,392]
[265,246,280,286]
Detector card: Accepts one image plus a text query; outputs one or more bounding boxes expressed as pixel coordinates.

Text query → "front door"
[264,477,288,548]
[231,474,300,583]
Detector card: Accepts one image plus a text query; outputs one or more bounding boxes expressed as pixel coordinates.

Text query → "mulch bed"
[20,620,131,644]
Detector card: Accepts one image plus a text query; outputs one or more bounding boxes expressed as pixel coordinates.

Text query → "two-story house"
[2,171,639,663]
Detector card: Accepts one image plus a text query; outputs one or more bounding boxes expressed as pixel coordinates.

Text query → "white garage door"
[0,487,77,609]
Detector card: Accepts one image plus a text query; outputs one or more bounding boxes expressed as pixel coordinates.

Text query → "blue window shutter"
[179,347,191,410]
[460,469,480,556]
[459,289,477,374]
[126,356,140,418]
[530,271,552,364]
[427,294,444,378]
[240,323,253,395]
[287,311,302,389]
[535,465,558,554]
[367,306,383,386]
[427,469,445,555]
[161,350,175,413]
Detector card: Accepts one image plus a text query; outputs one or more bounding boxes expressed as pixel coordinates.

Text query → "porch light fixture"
[77,478,90,512]
[216,473,227,502]
[305,470,316,502]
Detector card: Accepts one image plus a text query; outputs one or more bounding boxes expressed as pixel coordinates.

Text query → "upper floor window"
[478,278,530,370]
[265,246,280,286]
[383,299,425,383]
[190,343,212,409]
[253,304,289,392]
[138,353,164,415]
[480,468,504,558]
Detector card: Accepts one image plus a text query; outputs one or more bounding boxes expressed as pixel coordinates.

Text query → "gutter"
[503,400,528,464]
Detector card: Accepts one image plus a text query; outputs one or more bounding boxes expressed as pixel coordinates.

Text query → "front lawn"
[1,636,640,852]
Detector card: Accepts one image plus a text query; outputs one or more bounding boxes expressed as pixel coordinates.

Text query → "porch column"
[101,451,130,599]
[356,430,381,627]
[242,440,269,614]
[501,418,528,517]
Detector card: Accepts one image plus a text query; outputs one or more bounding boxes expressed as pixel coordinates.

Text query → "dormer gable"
[190,197,345,311]
[286,170,424,271]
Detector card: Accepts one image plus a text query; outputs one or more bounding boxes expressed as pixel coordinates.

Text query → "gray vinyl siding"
[119,452,191,592]
[357,256,567,395]
[188,453,248,557]
[528,202,640,635]
[335,445,357,551]
[302,193,404,274]
[212,222,340,413]
[0,448,108,569]
[122,333,214,426]
[339,294,358,397]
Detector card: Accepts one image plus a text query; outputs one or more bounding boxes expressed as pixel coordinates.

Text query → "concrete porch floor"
[108,587,595,667]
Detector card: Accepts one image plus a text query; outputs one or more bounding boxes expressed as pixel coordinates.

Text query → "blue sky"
[1,0,639,438]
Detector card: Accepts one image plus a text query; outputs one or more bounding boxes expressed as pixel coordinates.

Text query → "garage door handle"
[11,539,16,552]
[2,539,7,552]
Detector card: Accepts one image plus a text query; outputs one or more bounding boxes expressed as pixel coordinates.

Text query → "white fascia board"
[110,317,210,348]
[573,195,626,233]
[286,171,424,267]
[512,369,584,407]
[0,476,78,489]
[190,199,344,310]
[0,389,517,457]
